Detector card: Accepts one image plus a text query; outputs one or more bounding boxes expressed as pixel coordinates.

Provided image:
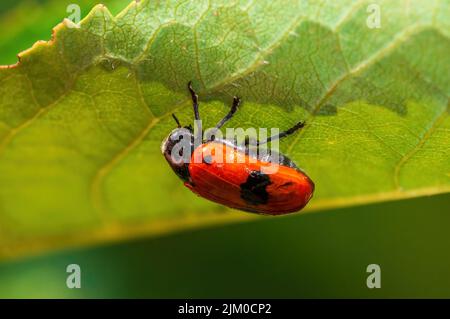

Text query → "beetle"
[161,82,314,215]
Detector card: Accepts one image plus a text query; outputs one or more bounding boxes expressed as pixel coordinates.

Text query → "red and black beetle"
[161,82,314,215]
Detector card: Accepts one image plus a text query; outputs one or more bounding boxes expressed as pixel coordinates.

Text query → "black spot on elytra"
[240,170,272,206]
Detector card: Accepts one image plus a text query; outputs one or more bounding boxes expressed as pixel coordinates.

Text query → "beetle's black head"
[161,126,195,183]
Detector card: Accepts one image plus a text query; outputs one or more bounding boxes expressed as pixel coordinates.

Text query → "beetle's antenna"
[172,113,181,128]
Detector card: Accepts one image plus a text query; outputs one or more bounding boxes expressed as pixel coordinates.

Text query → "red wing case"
[186,142,314,215]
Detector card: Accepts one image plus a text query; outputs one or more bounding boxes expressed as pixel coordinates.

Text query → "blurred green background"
[0,0,449,298]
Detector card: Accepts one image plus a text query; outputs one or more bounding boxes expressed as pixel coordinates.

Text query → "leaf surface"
[0,0,125,65]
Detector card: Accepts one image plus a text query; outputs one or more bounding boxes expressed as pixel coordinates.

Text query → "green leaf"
[0,0,449,260]
[0,0,125,65]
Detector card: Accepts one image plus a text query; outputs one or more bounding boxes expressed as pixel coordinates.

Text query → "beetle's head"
[161,115,195,182]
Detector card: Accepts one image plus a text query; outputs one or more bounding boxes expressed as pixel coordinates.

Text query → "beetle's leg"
[207,96,241,141]
[252,121,305,146]
[215,96,240,130]
[188,81,200,121]
[188,81,203,140]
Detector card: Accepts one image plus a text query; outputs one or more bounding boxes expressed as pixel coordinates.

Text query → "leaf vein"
[393,107,448,189]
